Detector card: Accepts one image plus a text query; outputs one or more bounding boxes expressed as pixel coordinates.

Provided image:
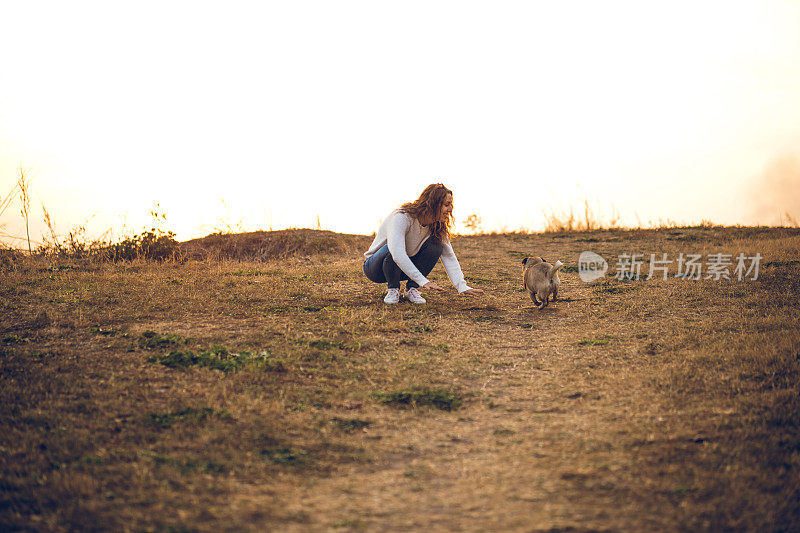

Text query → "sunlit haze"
[2,1,800,246]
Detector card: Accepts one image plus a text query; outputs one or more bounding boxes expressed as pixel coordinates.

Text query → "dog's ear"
[522,257,528,265]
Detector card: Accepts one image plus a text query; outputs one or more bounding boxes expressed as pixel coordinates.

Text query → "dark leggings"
[363,238,444,289]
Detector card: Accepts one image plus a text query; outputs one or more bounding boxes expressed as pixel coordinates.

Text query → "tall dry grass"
[0,178,22,248]
[542,199,621,233]
[17,169,32,254]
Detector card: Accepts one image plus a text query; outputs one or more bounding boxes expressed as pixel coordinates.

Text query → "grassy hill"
[2,226,799,531]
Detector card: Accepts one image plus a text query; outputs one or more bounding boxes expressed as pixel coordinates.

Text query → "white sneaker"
[405,287,426,304]
[384,288,400,304]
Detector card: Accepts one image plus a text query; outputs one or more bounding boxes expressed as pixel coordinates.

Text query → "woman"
[363,183,485,304]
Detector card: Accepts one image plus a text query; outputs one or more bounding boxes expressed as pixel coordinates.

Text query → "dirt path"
[267,275,762,530]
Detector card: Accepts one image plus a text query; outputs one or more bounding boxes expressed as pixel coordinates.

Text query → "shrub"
[105,229,180,262]
[138,330,188,350]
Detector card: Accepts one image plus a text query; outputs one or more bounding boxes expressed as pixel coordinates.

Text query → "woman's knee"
[409,239,443,276]
[424,239,443,257]
[381,253,400,277]
[363,255,386,283]
[417,238,443,261]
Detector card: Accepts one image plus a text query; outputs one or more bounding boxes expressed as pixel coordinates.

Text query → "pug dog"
[522,256,563,309]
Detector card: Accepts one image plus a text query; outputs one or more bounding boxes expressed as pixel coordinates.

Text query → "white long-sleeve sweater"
[364,210,471,293]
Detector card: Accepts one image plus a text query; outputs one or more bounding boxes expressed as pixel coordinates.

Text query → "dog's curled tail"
[547,260,564,280]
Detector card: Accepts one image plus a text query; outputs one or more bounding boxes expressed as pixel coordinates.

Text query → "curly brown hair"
[399,183,454,242]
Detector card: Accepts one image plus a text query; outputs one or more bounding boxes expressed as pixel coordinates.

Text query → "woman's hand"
[421,281,445,292]
[460,288,485,296]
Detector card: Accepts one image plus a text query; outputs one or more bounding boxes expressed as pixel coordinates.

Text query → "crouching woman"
[363,183,484,304]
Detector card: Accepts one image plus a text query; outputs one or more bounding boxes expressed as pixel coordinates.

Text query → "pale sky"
[2,1,800,246]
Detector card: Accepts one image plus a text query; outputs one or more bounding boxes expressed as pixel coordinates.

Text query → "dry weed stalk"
[0,180,19,220]
[41,203,60,250]
[0,178,22,245]
[543,199,610,232]
[17,168,32,253]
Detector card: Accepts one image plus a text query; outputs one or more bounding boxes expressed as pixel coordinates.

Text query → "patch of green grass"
[371,388,462,411]
[2,335,31,345]
[308,339,340,350]
[138,330,189,350]
[180,460,226,474]
[666,233,699,242]
[141,451,175,465]
[148,347,285,372]
[332,519,365,530]
[593,282,636,294]
[148,349,235,371]
[763,260,800,268]
[259,447,309,466]
[670,486,697,496]
[578,339,610,346]
[90,325,122,336]
[145,407,226,428]
[642,341,661,355]
[331,417,371,432]
[38,264,79,272]
[231,268,273,276]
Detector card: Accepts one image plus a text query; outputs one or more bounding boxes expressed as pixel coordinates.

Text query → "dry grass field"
[2,227,799,532]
